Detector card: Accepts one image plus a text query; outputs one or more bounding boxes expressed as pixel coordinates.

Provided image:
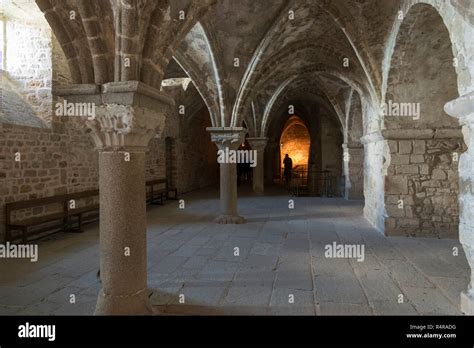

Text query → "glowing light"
[280,116,310,169]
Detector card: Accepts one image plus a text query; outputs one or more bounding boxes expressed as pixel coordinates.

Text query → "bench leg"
[78,214,83,232]
[22,227,27,244]
[5,227,11,243]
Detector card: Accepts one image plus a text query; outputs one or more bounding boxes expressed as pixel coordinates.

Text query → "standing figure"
[283,154,293,186]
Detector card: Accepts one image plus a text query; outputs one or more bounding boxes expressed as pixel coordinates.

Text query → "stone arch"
[173,22,224,128]
[261,81,345,139]
[383,2,464,238]
[385,3,459,130]
[312,0,382,100]
[382,0,474,99]
[165,137,176,190]
[346,91,364,144]
[344,91,365,200]
[264,97,343,196]
[280,115,311,172]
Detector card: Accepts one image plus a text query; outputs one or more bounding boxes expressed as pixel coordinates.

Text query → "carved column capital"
[445,92,474,314]
[84,104,169,152]
[445,92,474,125]
[342,142,363,150]
[53,81,175,152]
[206,127,247,151]
[247,137,268,151]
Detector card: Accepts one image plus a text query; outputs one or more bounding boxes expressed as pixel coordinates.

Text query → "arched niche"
[280,115,311,172]
[383,3,464,238]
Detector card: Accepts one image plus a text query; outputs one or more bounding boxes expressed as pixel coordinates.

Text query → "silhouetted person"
[237,162,243,186]
[283,154,293,185]
[243,161,251,183]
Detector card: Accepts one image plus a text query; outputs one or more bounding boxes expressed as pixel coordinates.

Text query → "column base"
[94,287,152,315]
[461,291,474,315]
[214,214,246,224]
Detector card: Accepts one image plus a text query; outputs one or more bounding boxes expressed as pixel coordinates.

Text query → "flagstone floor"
[0,186,469,315]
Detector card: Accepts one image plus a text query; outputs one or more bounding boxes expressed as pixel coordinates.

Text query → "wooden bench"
[64,190,99,232]
[5,190,99,243]
[146,179,167,205]
[146,178,178,205]
[5,179,177,243]
[166,183,178,200]
[5,195,67,243]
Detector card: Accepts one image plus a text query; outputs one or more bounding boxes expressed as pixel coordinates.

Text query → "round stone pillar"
[264,142,278,185]
[54,81,174,315]
[95,150,150,314]
[219,160,240,220]
[207,127,247,224]
[342,142,364,200]
[445,92,474,315]
[248,137,268,194]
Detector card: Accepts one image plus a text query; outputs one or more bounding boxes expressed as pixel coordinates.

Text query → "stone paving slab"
[249,242,282,256]
[269,288,316,315]
[220,285,273,310]
[318,302,372,315]
[314,274,368,305]
[233,268,275,287]
[400,285,461,315]
[178,284,229,307]
[0,188,469,316]
[370,300,418,315]
[428,276,469,308]
[181,255,211,270]
[356,269,404,302]
[312,256,356,277]
[198,260,240,282]
[408,256,468,278]
[382,259,435,288]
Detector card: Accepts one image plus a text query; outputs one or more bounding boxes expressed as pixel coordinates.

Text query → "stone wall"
[177,107,219,193]
[362,136,385,232]
[343,144,364,200]
[1,73,46,127]
[280,122,310,169]
[0,109,219,242]
[145,137,166,182]
[0,121,98,241]
[320,114,343,197]
[51,35,72,84]
[4,19,53,125]
[384,133,464,238]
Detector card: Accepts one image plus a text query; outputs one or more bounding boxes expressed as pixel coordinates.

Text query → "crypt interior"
[0,0,474,315]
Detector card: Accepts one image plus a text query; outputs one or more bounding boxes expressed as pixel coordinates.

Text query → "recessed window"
[0,19,4,70]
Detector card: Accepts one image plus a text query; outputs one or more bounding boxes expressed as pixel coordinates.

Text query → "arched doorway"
[280,115,310,172]
[279,115,311,190]
[384,3,464,238]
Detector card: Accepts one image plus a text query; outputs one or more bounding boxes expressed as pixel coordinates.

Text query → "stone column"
[360,131,386,232]
[55,81,173,314]
[445,92,474,315]
[247,137,268,194]
[264,141,278,184]
[207,127,247,224]
[342,142,364,200]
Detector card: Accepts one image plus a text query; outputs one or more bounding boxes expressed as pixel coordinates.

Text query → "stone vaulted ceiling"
[33,0,474,137]
[173,0,399,131]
